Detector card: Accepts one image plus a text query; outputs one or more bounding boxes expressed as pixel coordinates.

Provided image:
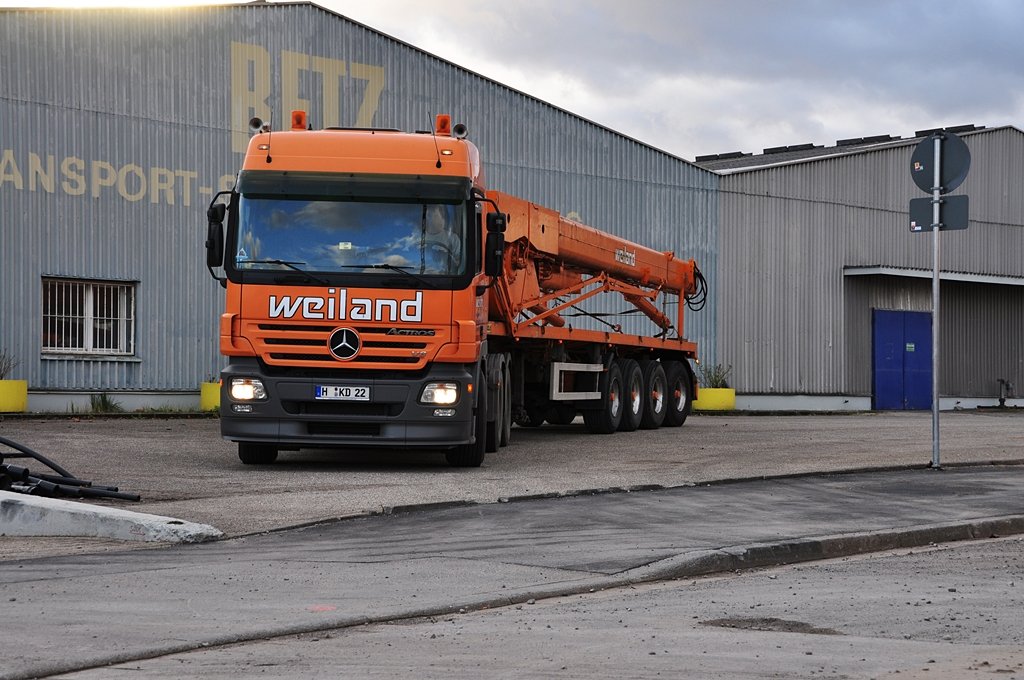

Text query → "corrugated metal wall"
[1,7,227,392]
[941,281,1024,396]
[0,3,718,394]
[719,129,1024,396]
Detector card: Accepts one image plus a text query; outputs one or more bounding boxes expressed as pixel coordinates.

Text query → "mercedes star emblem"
[328,327,361,361]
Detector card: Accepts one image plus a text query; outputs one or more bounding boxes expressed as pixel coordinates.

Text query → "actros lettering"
[387,328,435,336]
[269,289,423,323]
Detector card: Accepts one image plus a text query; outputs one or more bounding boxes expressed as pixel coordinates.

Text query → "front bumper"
[220,357,477,449]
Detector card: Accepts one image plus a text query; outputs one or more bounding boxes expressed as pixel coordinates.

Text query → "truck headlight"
[230,377,267,401]
[420,382,458,404]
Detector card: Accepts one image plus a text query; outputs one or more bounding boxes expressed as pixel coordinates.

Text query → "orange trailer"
[205,114,706,466]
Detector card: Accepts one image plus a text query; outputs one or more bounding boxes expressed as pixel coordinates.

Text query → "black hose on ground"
[0,436,140,501]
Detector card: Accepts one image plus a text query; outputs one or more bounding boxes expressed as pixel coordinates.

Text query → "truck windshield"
[233,197,467,276]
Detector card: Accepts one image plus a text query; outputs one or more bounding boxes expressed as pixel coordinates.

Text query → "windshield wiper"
[338,263,438,289]
[247,259,329,285]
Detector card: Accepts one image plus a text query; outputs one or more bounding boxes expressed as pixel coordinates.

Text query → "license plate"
[315,385,370,401]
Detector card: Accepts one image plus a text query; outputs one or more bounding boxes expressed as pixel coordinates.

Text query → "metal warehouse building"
[0,2,717,412]
[698,126,1024,410]
[2,2,1021,414]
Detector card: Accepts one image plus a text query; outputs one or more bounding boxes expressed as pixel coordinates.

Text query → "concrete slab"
[0,491,222,542]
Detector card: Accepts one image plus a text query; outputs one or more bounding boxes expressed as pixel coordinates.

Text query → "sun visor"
[237,171,473,201]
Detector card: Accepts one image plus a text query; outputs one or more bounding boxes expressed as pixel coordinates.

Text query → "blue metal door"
[872,310,932,410]
[902,312,933,409]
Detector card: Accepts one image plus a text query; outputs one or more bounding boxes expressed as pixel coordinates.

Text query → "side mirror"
[484,231,505,278]
[206,203,226,269]
[486,211,507,233]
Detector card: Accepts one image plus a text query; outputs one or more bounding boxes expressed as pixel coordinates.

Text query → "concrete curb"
[0,491,223,543]
[621,515,1024,583]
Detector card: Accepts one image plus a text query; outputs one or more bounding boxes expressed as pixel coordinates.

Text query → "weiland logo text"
[269,289,423,322]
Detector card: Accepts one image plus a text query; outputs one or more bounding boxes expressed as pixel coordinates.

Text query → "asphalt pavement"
[4,463,1024,680]
[55,536,1024,679]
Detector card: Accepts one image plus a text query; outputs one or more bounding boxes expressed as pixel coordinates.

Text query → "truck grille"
[248,322,445,369]
[282,401,401,417]
[307,422,382,437]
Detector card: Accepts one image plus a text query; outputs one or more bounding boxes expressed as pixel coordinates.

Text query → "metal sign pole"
[931,136,941,469]
[910,129,969,470]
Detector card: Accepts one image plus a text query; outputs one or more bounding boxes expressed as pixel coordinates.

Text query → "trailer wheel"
[617,359,644,432]
[447,371,487,467]
[238,442,277,465]
[583,361,623,434]
[639,360,668,430]
[662,360,693,427]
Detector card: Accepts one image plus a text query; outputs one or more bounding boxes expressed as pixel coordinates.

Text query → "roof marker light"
[435,114,452,136]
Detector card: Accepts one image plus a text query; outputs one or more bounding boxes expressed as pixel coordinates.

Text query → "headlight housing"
[420,382,459,405]
[230,377,267,401]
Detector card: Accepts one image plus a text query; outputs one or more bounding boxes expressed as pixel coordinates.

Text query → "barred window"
[42,278,136,355]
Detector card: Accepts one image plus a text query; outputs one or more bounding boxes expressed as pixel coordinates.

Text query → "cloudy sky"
[5,0,1023,160]
[320,0,1024,160]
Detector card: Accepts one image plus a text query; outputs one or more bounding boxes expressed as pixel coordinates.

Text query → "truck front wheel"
[446,372,487,467]
[238,442,278,465]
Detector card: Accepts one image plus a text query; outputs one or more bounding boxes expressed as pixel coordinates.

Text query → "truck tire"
[662,360,693,427]
[545,403,576,425]
[485,365,503,453]
[516,394,546,427]
[639,360,668,430]
[583,361,623,434]
[446,372,487,467]
[238,442,277,465]
[500,358,512,446]
[617,358,644,432]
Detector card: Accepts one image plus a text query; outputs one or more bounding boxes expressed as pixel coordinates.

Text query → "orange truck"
[205,113,706,466]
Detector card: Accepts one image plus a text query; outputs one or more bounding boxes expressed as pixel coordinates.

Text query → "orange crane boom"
[487,191,699,340]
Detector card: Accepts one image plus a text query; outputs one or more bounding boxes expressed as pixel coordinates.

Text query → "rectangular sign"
[315,385,370,401]
[909,195,969,232]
